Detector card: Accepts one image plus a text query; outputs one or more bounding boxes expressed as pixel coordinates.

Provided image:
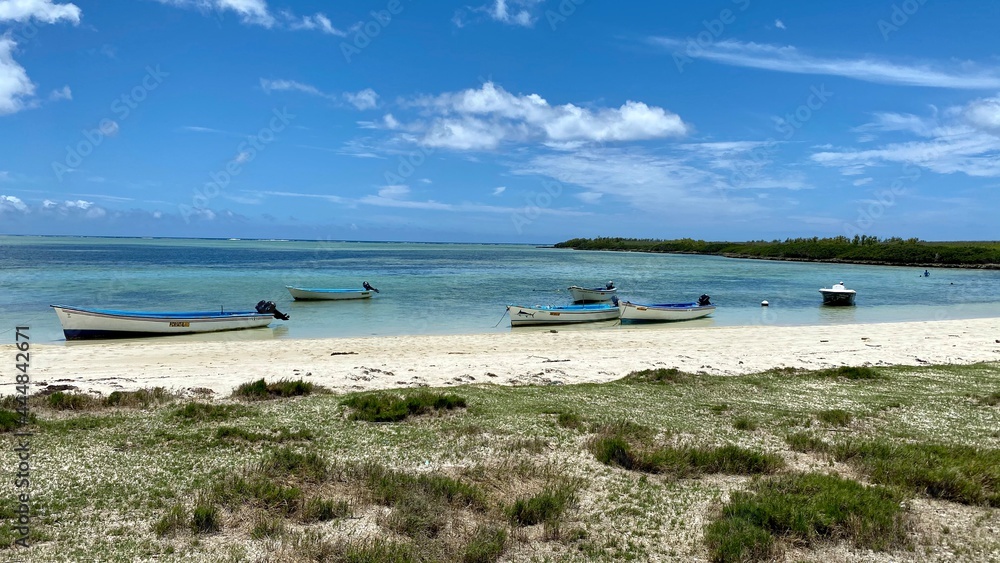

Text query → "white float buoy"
[761,300,769,307]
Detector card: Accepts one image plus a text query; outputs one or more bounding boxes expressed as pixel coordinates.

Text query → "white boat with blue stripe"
[286,282,378,300]
[507,303,620,326]
[618,295,716,323]
[51,302,286,340]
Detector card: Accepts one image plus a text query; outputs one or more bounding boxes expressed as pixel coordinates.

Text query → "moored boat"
[507,303,620,326]
[567,283,617,303]
[51,302,287,340]
[286,286,374,301]
[618,295,716,323]
[619,302,715,322]
[819,282,856,306]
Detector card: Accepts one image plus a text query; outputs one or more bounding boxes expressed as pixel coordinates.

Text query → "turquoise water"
[2,236,999,344]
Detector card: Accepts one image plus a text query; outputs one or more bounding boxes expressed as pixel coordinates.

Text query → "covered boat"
[507,303,620,326]
[286,286,374,300]
[618,294,716,323]
[51,301,287,340]
[819,282,856,306]
[567,282,617,303]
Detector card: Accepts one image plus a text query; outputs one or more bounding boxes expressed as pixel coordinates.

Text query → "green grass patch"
[462,526,507,563]
[556,411,584,430]
[978,391,1000,406]
[621,367,693,384]
[215,425,313,443]
[172,402,247,423]
[817,408,852,427]
[341,391,467,422]
[705,473,909,562]
[104,387,176,408]
[833,441,1000,506]
[191,498,220,535]
[257,446,329,482]
[360,462,486,510]
[733,415,758,431]
[46,391,99,411]
[813,366,880,380]
[152,502,187,537]
[590,430,783,477]
[0,408,20,432]
[232,378,323,400]
[301,497,350,522]
[507,482,577,527]
[785,432,831,453]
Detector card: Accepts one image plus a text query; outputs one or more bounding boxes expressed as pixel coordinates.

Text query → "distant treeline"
[553,236,1000,267]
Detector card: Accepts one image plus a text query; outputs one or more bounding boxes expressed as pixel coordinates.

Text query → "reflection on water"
[817,305,858,324]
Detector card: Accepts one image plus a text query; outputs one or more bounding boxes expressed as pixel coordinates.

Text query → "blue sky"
[1,0,999,243]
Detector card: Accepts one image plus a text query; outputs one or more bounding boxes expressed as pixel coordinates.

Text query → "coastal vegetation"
[2,362,999,561]
[555,236,1000,267]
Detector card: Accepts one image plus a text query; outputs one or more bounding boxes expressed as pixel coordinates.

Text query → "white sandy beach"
[13,317,1000,398]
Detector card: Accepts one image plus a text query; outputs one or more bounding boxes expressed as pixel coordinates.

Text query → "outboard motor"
[698,294,711,306]
[611,295,620,306]
[256,300,290,320]
[363,281,380,293]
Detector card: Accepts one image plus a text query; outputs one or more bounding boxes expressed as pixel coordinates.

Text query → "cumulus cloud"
[774,19,786,30]
[343,88,379,110]
[0,194,28,213]
[0,0,81,24]
[407,82,688,150]
[0,36,35,115]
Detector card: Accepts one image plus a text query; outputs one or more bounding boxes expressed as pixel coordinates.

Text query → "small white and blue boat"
[567,283,617,303]
[507,303,620,326]
[51,302,285,340]
[618,296,716,323]
[286,286,374,301]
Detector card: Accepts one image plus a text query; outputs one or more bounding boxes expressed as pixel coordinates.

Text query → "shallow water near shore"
[2,235,999,344]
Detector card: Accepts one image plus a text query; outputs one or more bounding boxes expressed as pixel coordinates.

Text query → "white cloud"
[852,178,873,186]
[343,88,379,110]
[49,85,72,101]
[455,0,541,28]
[0,36,35,115]
[383,114,401,129]
[409,82,688,150]
[378,185,410,199]
[0,0,81,24]
[774,19,786,30]
[0,194,28,213]
[287,12,348,36]
[650,37,1000,89]
[963,96,1000,133]
[492,186,505,196]
[155,0,274,27]
[812,95,1000,177]
[260,78,326,97]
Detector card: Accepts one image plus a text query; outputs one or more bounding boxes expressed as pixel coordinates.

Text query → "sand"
[10,317,999,398]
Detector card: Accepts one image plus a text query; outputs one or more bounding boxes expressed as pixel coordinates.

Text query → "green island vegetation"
[554,236,1000,268]
[2,368,999,561]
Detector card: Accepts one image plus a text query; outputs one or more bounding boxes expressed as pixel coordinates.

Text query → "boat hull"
[51,305,274,340]
[819,290,856,306]
[567,286,617,303]
[619,302,716,323]
[286,286,373,300]
[508,304,620,326]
